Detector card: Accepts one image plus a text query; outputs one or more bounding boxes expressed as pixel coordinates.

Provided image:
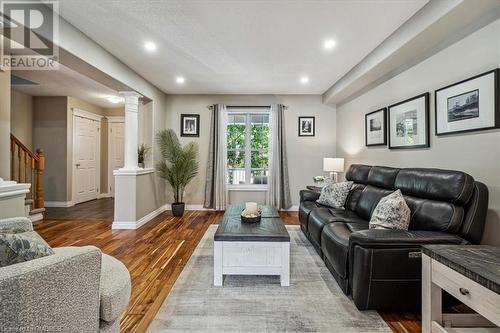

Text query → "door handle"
[75,163,81,168]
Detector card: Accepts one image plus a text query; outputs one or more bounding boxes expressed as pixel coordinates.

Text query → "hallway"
[44,198,114,220]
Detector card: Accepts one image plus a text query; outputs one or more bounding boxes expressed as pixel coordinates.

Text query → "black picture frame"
[298,116,315,137]
[365,108,387,146]
[434,68,499,136]
[180,114,200,137]
[388,92,430,149]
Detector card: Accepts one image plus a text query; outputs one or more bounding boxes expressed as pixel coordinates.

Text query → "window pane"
[251,169,268,185]
[251,150,268,169]
[228,169,246,185]
[227,150,245,168]
[227,114,246,150]
[251,114,269,149]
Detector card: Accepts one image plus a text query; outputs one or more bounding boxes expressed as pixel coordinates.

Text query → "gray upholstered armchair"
[0,217,131,333]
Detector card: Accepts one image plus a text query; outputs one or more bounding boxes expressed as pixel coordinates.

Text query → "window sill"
[227,185,269,192]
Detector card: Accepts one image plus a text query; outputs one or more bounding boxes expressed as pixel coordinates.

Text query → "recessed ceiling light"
[107,96,123,104]
[144,41,157,52]
[323,39,336,50]
[300,76,309,84]
[176,76,185,84]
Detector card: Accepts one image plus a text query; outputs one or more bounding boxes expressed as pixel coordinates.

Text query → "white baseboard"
[162,204,211,211]
[112,204,166,230]
[98,192,112,199]
[44,201,74,208]
[29,213,44,222]
[281,205,299,212]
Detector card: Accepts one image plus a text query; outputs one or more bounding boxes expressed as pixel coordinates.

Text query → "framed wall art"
[435,68,499,135]
[365,108,387,146]
[298,116,315,137]
[388,92,430,149]
[180,114,200,137]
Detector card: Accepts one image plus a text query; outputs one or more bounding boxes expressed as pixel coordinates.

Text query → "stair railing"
[10,134,44,209]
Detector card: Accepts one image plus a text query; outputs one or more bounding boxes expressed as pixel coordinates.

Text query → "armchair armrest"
[0,217,33,233]
[349,229,468,249]
[300,189,321,203]
[0,246,102,332]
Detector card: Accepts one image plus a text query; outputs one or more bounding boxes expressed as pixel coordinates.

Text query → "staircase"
[10,134,45,221]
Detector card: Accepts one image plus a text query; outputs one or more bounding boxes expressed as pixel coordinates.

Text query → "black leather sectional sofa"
[299,164,488,310]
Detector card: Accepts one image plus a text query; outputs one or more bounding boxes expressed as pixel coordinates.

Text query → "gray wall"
[33,96,69,202]
[335,19,500,245]
[11,90,34,150]
[0,67,11,180]
[164,94,336,207]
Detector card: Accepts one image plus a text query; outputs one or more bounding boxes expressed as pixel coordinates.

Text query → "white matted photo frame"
[298,116,315,136]
[365,108,387,146]
[180,114,200,137]
[435,68,499,135]
[388,92,430,149]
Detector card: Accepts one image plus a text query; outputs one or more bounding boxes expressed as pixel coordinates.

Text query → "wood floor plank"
[36,202,422,333]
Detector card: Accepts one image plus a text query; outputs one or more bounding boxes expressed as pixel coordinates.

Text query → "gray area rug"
[148,225,391,333]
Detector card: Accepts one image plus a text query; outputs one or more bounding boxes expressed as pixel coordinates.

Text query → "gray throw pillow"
[369,189,411,230]
[316,181,353,208]
[0,231,55,267]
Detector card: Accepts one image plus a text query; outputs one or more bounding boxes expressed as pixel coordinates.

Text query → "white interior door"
[108,121,124,196]
[74,116,100,204]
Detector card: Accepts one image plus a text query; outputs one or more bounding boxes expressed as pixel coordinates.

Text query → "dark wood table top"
[306,185,324,192]
[422,245,500,294]
[214,204,290,242]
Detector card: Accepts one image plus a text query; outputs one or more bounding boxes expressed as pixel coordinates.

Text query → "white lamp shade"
[323,158,344,172]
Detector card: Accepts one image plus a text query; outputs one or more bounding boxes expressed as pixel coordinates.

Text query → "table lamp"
[323,158,344,183]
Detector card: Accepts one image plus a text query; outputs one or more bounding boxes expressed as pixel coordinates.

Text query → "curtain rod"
[227,105,271,108]
[206,105,288,109]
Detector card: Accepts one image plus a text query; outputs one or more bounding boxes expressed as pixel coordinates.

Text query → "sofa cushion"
[0,231,54,267]
[354,185,393,220]
[100,254,131,322]
[322,222,369,280]
[344,183,365,211]
[405,195,464,232]
[298,201,323,232]
[370,190,411,230]
[316,181,353,208]
[308,208,366,249]
[345,164,371,184]
[367,166,400,189]
[395,168,474,205]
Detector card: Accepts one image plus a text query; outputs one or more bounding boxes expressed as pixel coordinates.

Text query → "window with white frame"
[226,109,270,187]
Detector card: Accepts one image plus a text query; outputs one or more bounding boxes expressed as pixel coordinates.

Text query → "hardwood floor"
[35,203,422,333]
[44,198,114,220]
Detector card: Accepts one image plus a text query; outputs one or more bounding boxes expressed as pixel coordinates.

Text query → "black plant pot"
[171,202,185,217]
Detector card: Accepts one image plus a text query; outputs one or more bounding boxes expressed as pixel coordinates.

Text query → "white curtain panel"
[268,105,280,208]
[267,104,292,210]
[204,104,228,210]
[214,105,228,210]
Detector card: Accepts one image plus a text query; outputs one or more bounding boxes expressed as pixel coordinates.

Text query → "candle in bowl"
[245,202,258,213]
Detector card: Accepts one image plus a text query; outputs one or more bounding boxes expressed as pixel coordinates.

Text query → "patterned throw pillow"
[369,189,411,230]
[0,231,55,267]
[316,181,353,208]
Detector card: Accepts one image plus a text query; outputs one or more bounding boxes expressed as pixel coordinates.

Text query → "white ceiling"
[12,64,124,108]
[58,0,428,95]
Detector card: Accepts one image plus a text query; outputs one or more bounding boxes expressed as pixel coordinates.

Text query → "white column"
[120,91,142,170]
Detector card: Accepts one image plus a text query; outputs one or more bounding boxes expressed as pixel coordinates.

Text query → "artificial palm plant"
[156,129,199,216]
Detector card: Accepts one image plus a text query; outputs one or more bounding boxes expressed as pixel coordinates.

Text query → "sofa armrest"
[300,189,321,203]
[0,217,33,233]
[0,246,102,332]
[349,229,468,249]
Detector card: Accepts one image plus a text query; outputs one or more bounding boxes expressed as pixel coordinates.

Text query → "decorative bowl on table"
[241,208,262,223]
